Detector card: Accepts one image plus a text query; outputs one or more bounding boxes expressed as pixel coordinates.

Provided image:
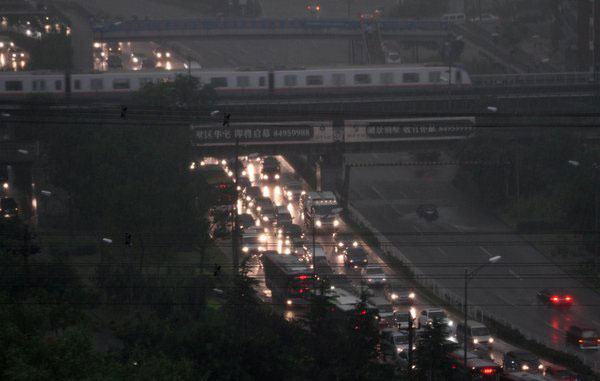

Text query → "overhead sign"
[191,118,475,147]
[191,122,332,146]
[344,117,475,142]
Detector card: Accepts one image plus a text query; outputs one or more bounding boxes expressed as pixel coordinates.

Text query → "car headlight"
[473,339,479,344]
[538,364,544,370]
[368,278,373,282]
[448,320,453,327]
[521,365,529,371]
[287,191,292,197]
[242,247,249,253]
[397,348,403,353]
[257,206,261,211]
[246,196,251,201]
[263,216,269,222]
[391,293,398,300]
[488,337,494,343]
[408,292,415,299]
[382,278,386,282]
[333,219,340,227]
[274,174,280,180]
[353,241,358,247]
[349,259,354,263]
[263,174,269,180]
[315,220,322,227]
[363,259,367,262]
[338,242,344,247]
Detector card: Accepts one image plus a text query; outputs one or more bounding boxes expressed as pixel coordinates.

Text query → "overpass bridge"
[92,18,450,42]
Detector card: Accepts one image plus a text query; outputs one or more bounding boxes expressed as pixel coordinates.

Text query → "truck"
[300,191,342,231]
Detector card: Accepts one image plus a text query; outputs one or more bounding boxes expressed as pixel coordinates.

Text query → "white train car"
[0,65,470,98]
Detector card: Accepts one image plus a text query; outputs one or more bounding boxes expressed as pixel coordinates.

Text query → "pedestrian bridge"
[92,18,450,41]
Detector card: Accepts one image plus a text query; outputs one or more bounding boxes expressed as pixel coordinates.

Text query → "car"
[333,231,359,254]
[537,289,573,307]
[261,156,280,182]
[243,186,262,207]
[275,206,293,226]
[237,213,255,231]
[141,56,156,69]
[280,223,303,240]
[544,365,580,380]
[260,205,277,225]
[456,320,494,347]
[290,237,308,257]
[393,311,414,330]
[130,52,146,70]
[381,328,411,354]
[362,265,386,287]
[253,196,273,214]
[283,182,305,202]
[368,296,395,327]
[416,204,438,221]
[343,247,368,268]
[503,350,544,373]
[106,54,122,69]
[1,197,18,219]
[385,286,416,305]
[418,308,452,328]
[236,176,251,192]
[565,326,600,350]
[225,159,247,178]
[153,46,171,60]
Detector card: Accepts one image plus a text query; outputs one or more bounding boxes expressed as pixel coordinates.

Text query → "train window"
[236,76,250,88]
[5,81,23,91]
[284,75,297,87]
[306,75,323,86]
[210,77,228,88]
[428,71,442,83]
[90,78,104,90]
[32,80,46,91]
[380,72,393,85]
[354,74,371,84]
[259,77,266,87]
[73,79,81,90]
[55,80,62,90]
[113,79,131,89]
[402,73,419,83]
[455,70,462,82]
[332,73,345,86]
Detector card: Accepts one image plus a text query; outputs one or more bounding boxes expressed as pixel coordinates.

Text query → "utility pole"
[463,267,469,376]
[408,311,414,373]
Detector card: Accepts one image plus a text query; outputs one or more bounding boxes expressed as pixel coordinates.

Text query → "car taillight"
[482,368,495,375]
[565,295,572,302]
[551,296,560,302]
[578,339,584,343]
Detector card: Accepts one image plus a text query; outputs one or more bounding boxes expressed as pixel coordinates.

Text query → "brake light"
[551,296,560,302]
[360,309,367,315]
[482,368,495,375]
[296,275,309,280]
[578,339,584,343]
[565,295,572,302]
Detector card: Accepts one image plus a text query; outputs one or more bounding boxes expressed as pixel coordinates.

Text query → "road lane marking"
[370,185,384,199]
[509,270,523,280]
[479,246,494,258]
[413,226,422,234]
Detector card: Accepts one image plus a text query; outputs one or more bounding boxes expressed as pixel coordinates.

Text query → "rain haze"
[1,0,600,380]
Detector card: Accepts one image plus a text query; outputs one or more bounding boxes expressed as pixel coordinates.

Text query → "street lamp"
[463,255,501,372]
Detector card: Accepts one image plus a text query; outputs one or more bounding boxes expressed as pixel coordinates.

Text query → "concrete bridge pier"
[315,143,345,194]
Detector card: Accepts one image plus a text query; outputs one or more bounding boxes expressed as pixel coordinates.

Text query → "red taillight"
[565,295,572,301]
[551,296,560,302]
[482,368,495,375]
[296,275,309,280]
[597,339,600,343]
[360,309,367,315]
[316,5,320,11]
[578,339,584,343]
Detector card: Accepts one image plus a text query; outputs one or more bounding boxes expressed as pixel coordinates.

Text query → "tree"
[131,75,216,109]
[415,317,456,380]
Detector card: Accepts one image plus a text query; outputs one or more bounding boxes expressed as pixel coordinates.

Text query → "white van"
[441,13,466,24]
[456,320,494,346]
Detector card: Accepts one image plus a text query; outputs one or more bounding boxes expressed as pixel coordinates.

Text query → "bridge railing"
[93,18,450,34]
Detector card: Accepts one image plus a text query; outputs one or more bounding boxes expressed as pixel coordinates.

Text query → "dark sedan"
[537,289,573,307]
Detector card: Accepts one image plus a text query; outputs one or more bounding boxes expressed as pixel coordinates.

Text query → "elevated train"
[0,64,471,98]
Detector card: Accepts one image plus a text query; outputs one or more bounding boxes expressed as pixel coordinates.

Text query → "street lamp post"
[463,256,501,373]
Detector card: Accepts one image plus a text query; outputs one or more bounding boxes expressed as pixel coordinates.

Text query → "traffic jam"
[193,155,599,381]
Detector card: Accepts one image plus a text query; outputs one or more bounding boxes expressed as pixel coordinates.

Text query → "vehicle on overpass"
[261,252,314,306]
[0,64,471,99]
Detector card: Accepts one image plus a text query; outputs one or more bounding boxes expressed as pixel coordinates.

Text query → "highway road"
[346,151,600,369]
